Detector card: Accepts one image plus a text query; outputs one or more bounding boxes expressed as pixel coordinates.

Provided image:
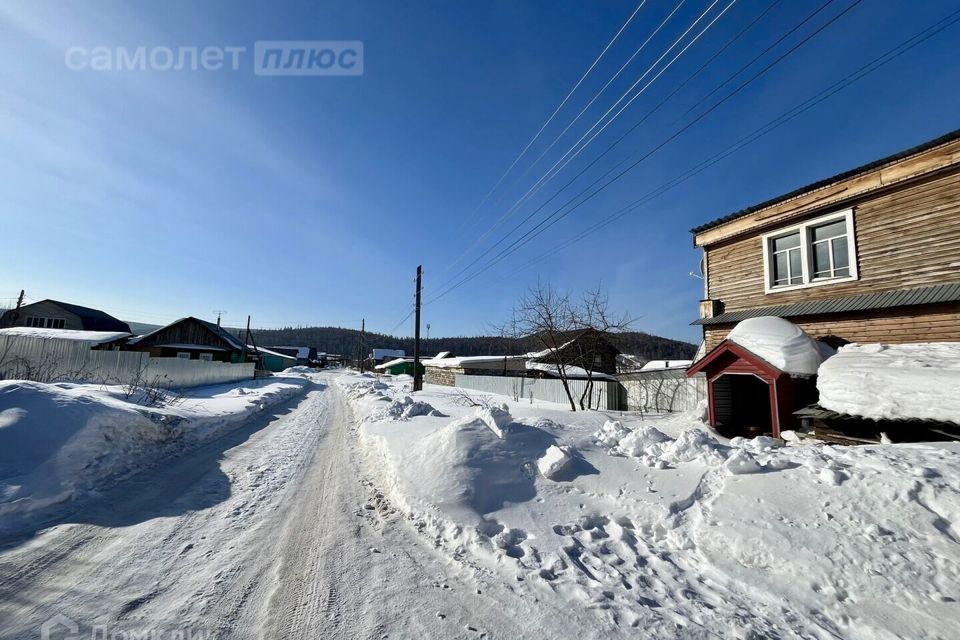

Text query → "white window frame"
[198,352,214,362]
[176,352,191,359]
[761,209,858,294]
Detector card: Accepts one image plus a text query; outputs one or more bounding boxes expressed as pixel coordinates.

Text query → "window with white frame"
[762,209,857,293]
[198,353,213,362]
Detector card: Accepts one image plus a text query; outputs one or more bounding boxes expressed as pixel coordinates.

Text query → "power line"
[440,0,733,289]
[427,0,865,304]
[455,0,649,240]
[456,6,960,295]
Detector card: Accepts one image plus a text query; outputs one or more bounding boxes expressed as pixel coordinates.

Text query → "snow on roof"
[526,361,615,380]
[252,346,297,360]
[0,327,131,344]
[639,359,693,372]
[727,317,833,375]
[434,351,451,359]
[817,342,960,424]
[372,348,405,359]
[374,357,413,370]
[423,354,526,368]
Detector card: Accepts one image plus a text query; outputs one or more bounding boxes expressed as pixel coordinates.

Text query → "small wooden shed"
[686,340,816,438]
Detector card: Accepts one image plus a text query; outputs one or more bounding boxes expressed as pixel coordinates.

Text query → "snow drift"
[817,342,960,423]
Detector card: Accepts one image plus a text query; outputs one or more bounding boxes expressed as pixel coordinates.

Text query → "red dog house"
[686,340,817,438]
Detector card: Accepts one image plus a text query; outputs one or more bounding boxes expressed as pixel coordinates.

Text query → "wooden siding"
[695,136,960,247]
[706,169,960,312]
[130,318,238,352]
[704,303,960,352]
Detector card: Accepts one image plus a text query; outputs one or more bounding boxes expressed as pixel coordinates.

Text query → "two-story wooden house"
[687,130,960,437]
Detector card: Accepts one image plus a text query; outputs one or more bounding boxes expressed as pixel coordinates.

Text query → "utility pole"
[358,318,365,372]
[413,265,423,391]
[10,289,24,324]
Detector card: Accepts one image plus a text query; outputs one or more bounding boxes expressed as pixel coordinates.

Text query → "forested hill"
[245,326,697,360]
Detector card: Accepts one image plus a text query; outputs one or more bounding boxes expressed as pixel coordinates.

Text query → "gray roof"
[693,282,960,326]
[691,129,960,236]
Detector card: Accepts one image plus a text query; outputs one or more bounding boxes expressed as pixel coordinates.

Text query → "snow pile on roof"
[423,354,525,368]
[0,376,309,530]
[537,445,573,480]
[525,361,615,380]
[0,327,130,344]
[817,342,960,423]
[727,316,834,375]
[374,357,412,370]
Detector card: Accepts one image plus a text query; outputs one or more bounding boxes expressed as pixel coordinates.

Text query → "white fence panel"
[619,370,706,413]
[454,374,622,410]
[0,335,254,388]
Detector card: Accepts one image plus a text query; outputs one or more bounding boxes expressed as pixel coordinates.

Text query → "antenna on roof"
[214,310,227,327]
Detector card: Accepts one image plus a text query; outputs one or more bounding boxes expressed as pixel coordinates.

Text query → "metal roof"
[691,128,960,236]
[693,282,960,326]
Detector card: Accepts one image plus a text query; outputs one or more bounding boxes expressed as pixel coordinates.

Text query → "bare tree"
[499,283,631,411]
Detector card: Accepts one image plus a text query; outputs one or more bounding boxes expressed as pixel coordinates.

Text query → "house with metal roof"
[126,317,246,362]
[692,129,960,352]
[0,299,131,333]
[688,129,960,437]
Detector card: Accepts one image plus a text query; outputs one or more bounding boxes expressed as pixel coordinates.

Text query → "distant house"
[688,130,960,437]
[423,354,527,386]
[254,346,299,372]
[370,348,405,364]
[374,357,424,377]
[0,299,130,333]
[126,317,245,362]
[526,329,620,376]
[270,346,317,365]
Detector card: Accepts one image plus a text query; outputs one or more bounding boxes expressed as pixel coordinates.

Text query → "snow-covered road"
[0,378,581,639]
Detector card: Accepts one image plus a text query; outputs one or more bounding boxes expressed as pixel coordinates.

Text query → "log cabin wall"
[704,168,960,314]
[703,302,960,351]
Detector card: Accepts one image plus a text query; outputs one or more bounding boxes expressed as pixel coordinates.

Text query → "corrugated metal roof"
[693,282,960,326]
[691,129,960,236]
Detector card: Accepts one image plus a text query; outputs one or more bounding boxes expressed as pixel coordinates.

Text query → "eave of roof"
[692,282,960,326]
[690,128,960,236]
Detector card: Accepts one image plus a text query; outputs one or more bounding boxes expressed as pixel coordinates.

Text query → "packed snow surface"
[818,342,960,423]
[342,373,960,639]
[727,316,833,375]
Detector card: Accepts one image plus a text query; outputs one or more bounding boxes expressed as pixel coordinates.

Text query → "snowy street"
[0,378,568,639]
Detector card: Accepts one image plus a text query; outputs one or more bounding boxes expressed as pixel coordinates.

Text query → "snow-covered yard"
[0,372,311,531]
[340,372,960,639]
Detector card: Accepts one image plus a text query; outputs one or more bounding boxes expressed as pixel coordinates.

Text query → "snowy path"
[0,379,588,639]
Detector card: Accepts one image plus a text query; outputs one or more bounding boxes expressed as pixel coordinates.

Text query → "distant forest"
[242,326,697,360]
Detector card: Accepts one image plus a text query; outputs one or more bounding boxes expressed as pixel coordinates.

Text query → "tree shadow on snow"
[0,384,317,550]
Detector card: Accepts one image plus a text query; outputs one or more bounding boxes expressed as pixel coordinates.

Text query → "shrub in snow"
[537,445,574,480]
[477,403,513,439]
[593,420,631,447]
[727,316,834,375]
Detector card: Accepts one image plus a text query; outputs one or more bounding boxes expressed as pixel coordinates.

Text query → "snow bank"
[0,376,309,528]
[818,342,960,423]
[372,395,443,421]
[727,316,833,375]
[537,445,573,479]
[476,403,512,438]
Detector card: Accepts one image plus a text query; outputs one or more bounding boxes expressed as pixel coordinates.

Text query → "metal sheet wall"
[454,374,621,410]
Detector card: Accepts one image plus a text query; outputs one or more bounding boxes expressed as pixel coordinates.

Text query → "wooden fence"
[0,335,254,388]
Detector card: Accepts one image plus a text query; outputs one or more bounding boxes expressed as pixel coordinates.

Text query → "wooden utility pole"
[413,265,423,391]
[10,289,25,323]
[358,318,365,372]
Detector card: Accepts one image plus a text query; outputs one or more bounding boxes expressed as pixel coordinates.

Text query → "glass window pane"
[833,237,849,270]
[834,267,850,277]
[813,242,830,276]
[789,249,802,280]
[812,219,846,242]
[773,252,788,284]
[773,232,800,252]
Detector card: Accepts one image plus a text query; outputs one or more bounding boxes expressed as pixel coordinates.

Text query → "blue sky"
[1,1,958,344]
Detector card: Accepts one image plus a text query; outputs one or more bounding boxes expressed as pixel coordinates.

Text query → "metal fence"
[455,374,622,410]
[0,335,254,388]
[618,369,706,413]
